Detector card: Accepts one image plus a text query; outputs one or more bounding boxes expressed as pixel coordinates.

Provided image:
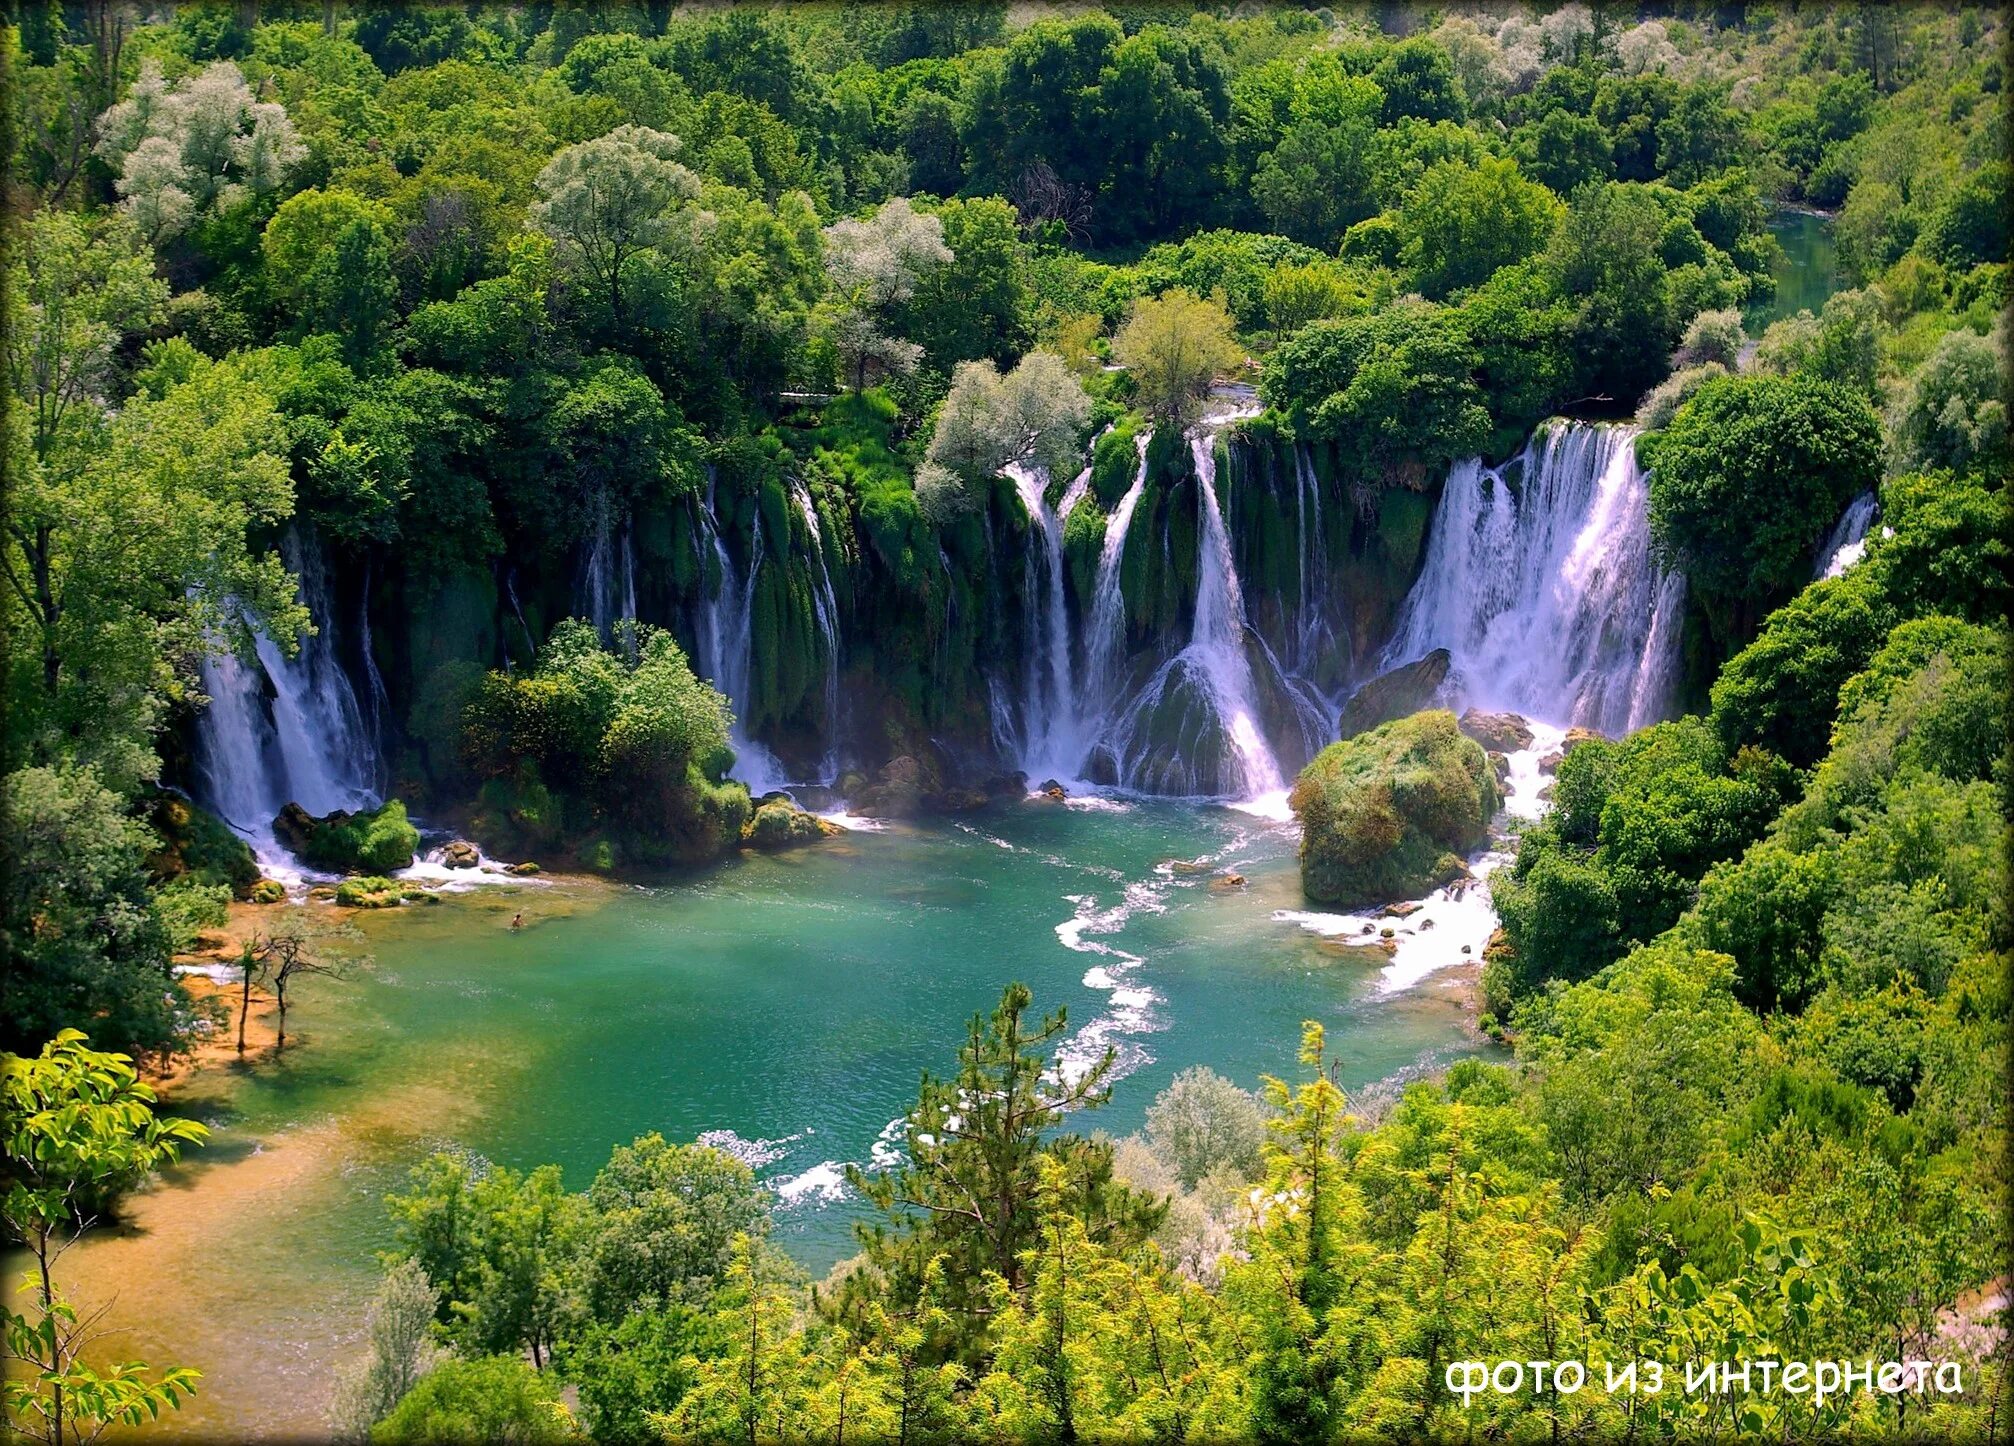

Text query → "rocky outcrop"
[1336,649,1451,739]
[1458,709,1534,753]
[1289,709,1499,909]
[441,839,481,869]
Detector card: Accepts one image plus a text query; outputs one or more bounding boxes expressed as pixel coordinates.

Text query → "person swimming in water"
[510,912,523,931]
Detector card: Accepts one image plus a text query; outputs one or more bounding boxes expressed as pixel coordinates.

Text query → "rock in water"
[1458,708,1534,752]
[853,756,938,819]
[1289,709,1499,909]
[1336,649,1451,739]
[742,798,840,850]
[442,839,481,869]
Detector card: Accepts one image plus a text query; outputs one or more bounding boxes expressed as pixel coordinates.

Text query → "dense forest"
[1,2,2008,1443]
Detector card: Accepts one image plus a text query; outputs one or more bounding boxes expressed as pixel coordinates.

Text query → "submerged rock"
[1210,871,1247,892]
[927,787,991,814]
[1165,858,1211,875]
[1335,649,1451,739]
[1459,709,1534,753]
[1289,709,1500,909]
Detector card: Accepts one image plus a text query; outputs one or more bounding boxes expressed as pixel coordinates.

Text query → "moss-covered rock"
[146,792,260,899]
[742,797,840,850]
[1289,710,1500,908]
[275,798,421,873]
[249,878,286,904]
[334,875,403,908]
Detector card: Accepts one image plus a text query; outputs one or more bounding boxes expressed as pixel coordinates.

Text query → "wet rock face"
[852,755,939,818]
[442,839,481,869]
[1458,709,1534,753]
[1335,649,1451,739]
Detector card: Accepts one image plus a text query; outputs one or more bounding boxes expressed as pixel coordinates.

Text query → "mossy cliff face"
[353,393,1455,816]
[1289,709,1500,908]
[1221,423,1439,685]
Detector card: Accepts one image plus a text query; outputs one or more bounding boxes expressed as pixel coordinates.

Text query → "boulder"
[982,771,1030,799]
[250,878,286,905]
[853,756,937,819]
[1336,649,1451,740]
[273,798,420,873]
[1459,709,1533,753]
[927,787,991,814]
[743,798,840,851]
[1289,709,1500,909]
[273,801,321,857]
[1384,900,1425,919]
[442,839,481,869]
[1164,858,1211,875]
[1487,750,1510,784]
[1209,871,1247,892]
[1539,726,1607,773]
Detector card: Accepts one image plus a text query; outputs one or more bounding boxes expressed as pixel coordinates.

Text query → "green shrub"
[154,877,232,951]
[1289,710,1498,908]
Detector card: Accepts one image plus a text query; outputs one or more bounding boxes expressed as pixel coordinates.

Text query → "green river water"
[42,798,1494,1440]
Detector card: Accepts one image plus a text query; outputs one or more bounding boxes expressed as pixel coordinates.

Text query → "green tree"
[579,1134,770,1320]
[329,1259,444,1443]
[0,768,185,1059]
[2,1030,207,1445]
[369,1355,574,1445]
[531,125,702,330]
[1398,155,1562,299]
[1144,1066,1267,1189]
[1250,58,1384,250]
[844,984,1165,1356]
[1642,372,1883,634]
[1110,289,1240,431]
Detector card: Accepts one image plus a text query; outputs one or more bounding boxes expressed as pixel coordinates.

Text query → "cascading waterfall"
[693,474,788,794]
[1383,421,1685,737]
[1082,434,1151,710]
[1090,420,1298,800]
[1001,462,1090,780]
[579,499,637,641]
[194,530,381,862]
[792,480,844,780]
[1816,491,1878,579]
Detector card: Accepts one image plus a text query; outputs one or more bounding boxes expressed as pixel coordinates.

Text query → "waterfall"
[1383,422,1684,737]
[1001,462,1090,780]
[1816,491,1877,579]
[693,475,788,794]
[359,553,391,757]
[194,530,381,863]
[1090,420,1295,801]
[1082,433,1151,709]
[792,480,843,780]
[579,499,636,640]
